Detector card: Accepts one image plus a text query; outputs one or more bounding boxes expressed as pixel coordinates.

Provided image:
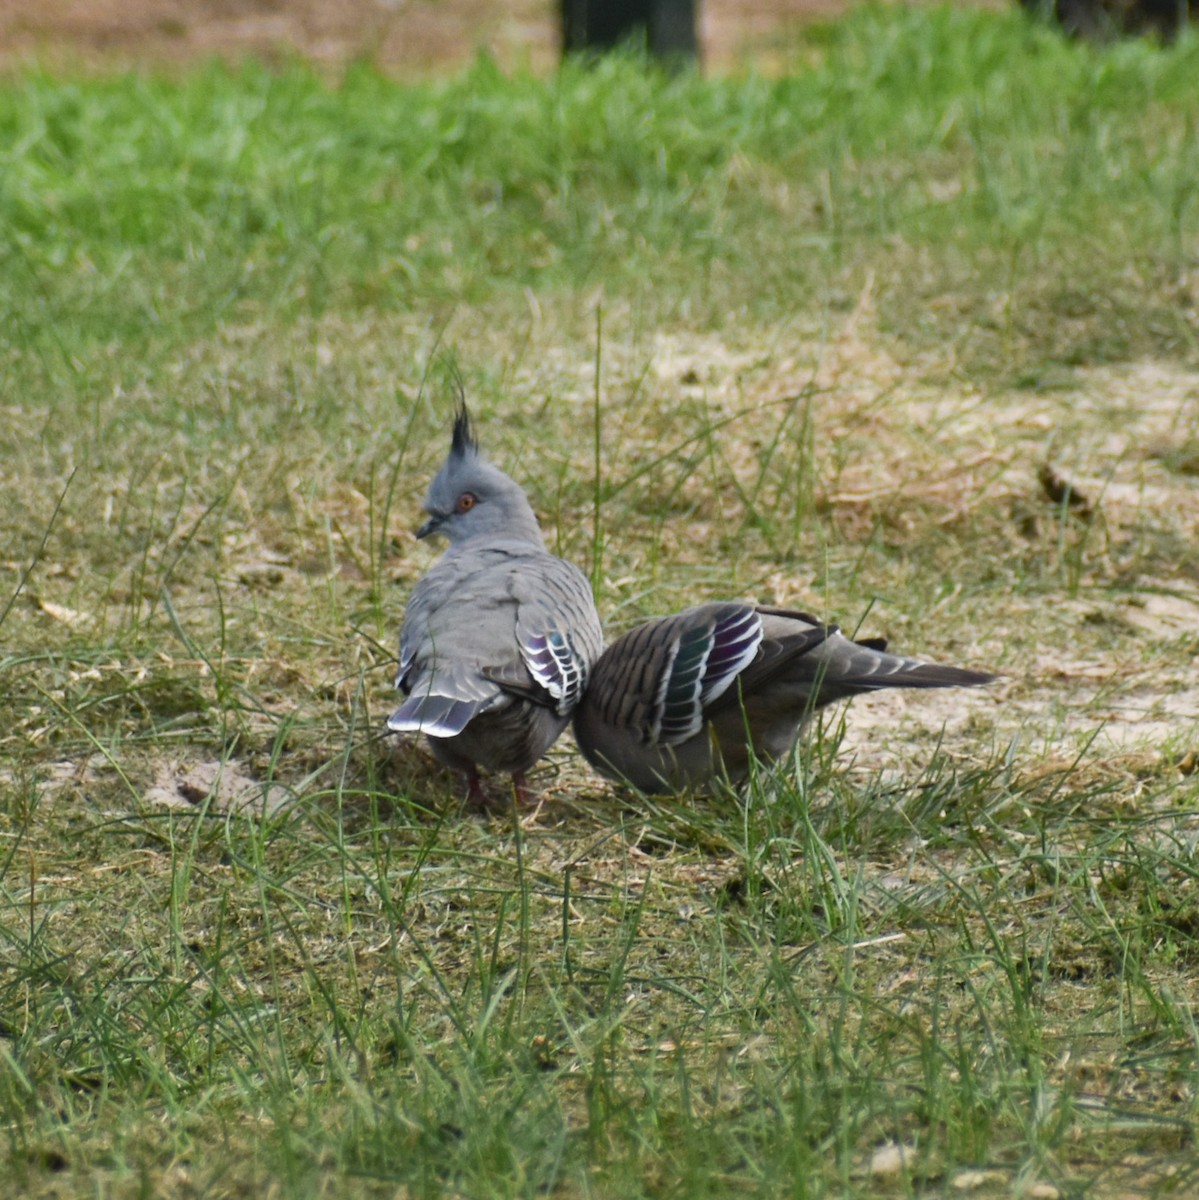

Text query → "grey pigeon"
[389,406,603,806]
[573,602,996,793]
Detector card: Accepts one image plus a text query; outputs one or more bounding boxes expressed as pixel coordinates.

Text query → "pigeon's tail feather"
[812,641,998,694]
[387,692,486,738]
[872,661,997,690]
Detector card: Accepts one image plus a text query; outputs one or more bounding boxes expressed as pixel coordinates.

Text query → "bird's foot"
[460,770,538,812]
[459,770,544,816]
[511,772,548,826]
[464,768,491,811]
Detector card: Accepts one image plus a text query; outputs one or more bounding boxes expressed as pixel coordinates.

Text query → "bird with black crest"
[389,405,603,807]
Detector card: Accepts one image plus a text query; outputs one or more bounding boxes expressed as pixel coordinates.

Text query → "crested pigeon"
[573,602,996,793]
[388,406,603,806]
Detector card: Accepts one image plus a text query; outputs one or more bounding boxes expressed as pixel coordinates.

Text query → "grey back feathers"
[389,406,602,802]
[573,602,997,793]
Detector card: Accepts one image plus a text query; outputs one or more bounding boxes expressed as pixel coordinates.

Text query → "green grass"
[3,5,1199,1196]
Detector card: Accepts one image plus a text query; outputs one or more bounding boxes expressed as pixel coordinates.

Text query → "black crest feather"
[451,403,478,459]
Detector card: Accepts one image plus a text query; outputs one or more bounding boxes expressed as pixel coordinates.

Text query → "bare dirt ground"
[0,0,961,75]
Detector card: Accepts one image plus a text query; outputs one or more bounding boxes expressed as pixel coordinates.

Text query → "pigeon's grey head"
[417,406,545,547]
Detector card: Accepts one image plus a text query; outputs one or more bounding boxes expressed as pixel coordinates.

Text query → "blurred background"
[1,0,1001,74]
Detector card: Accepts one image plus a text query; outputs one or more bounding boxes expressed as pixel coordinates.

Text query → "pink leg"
[461,770,538,812]
[511,772,535,807]
[464,767,490,809]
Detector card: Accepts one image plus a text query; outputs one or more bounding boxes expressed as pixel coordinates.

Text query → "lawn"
[2,6,1199,1196]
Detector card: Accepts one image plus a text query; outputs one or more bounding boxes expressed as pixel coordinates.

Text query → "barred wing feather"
[653,605,763,746]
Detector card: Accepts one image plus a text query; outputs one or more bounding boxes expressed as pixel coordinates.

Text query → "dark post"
[561,0,699,63]
[1018,0,1191,39]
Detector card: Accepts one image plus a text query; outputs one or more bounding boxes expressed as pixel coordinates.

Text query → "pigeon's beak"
[416,515,439,540]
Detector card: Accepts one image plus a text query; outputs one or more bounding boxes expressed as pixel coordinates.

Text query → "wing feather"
[652,605,764,746]
[393,542,602,739]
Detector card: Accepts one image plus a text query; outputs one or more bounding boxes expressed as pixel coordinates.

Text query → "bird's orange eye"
[455,492,478,513]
